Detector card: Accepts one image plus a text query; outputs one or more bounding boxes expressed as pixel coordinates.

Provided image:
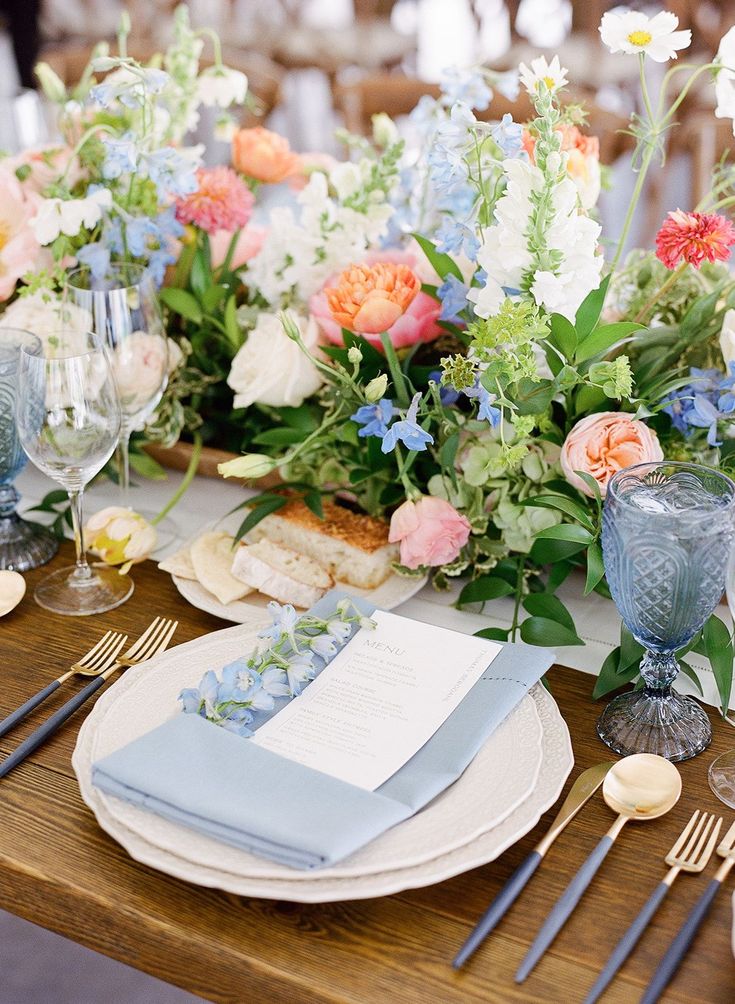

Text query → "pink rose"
[389,495,471,569]
[309,249,442,350]
[561,412,664,497]
[209,225,267,269]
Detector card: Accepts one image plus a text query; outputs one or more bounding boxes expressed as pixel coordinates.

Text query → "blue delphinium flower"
[434,217,479,260]
[91,68,169,109]
[77,242,111,280]
[381,393,434,453]
[463,381,501,427]
[662,367,726,445]
[259,601,299,644]
[102,134,138,180]
[140,148,198,200]
[440,67,493,111]
[286,652,316,696]
[351,399,396,438]
[437,274,469,323]
[492,113,524,159]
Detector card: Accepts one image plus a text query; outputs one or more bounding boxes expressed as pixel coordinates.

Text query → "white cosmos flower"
[196,66,248,109]
[518,55,568,96]
[599,10,691,62]
[715,27,735,133]
[31,189,112,245]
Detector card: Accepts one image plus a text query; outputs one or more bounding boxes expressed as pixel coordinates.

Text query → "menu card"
[251,610,502,791]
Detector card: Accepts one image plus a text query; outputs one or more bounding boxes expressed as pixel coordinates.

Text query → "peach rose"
[310,251,442,349]
[209,225,267,269]
[231,127,301,184]
[561,412,664,497]
[389,495,471,569]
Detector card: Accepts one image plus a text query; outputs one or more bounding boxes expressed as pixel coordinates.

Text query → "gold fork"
[641,817,735,1004]
[585,809,722,1003]
[0,630,128,740]
[0,618,178,781]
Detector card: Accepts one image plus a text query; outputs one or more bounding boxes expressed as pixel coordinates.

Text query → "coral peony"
[389,495,471,569]
[326,262,420,334]
[561,412,663,498]
[311,252,442,349]
[655,209,735,270]
[232,126,301,184]
[175,166,254,236]
[0,167,42,301]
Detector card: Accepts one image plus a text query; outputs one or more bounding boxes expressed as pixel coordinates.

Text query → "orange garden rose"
[231,127,301,184]
[324,262,421,335]
[561,412,664,497]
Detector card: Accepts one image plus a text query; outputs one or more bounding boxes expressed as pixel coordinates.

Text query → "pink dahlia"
[175,166,254,236]
[655,209,735,270]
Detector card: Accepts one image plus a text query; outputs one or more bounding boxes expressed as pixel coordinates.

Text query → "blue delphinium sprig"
[381,392,434,453]
[179,599,375,736]
[662,366,735,447]
[351,398,397,438]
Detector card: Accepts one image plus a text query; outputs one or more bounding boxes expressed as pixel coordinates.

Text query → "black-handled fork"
[0,630,128,740]
[0,617,178,780]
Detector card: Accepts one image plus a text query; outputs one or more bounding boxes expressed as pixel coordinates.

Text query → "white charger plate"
[73,624,573,901]
[166,511,428,621]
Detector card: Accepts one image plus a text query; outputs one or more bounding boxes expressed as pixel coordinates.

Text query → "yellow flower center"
[627,30,652,47]
[0,223,8,251]
[543,76,556,89]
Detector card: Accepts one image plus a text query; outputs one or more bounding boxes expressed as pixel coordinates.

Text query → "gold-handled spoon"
[516,753,682,982]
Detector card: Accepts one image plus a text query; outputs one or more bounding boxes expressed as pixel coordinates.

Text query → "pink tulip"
[389,495,471,569]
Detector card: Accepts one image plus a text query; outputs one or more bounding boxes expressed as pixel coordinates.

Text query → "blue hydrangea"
[381,393,434,453]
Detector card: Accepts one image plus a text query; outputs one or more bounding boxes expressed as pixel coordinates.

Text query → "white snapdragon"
[720,308,735,369]
[518,55,568,96]
[599,10,691,62]
[715,27,735,133]
[196,66,248,108]
[31,189,112,245]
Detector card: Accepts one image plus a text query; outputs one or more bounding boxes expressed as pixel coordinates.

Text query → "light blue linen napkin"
[92,591,553,869]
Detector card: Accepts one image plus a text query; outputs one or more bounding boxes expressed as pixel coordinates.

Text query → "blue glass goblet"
[598,461,735,762]
[0,330,58,570]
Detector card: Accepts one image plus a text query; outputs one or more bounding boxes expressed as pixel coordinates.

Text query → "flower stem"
[152,432,202,526]
[380,332,410,407]
[634,261,688,324]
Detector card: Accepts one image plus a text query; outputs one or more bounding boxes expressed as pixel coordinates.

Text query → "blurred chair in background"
[0,0,42,88]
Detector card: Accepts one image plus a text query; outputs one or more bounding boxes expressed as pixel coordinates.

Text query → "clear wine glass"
[598,461,735,762]
[64,263,177,546]
[708,548,735,806]
[16,331,133,615]
[0,329,58,570]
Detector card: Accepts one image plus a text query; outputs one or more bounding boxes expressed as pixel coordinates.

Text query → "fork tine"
[698,818,722,867]
[686,814,715,863]
[668,810,700,858]
[80,632,126,671]
[679,811,708,861]
[135,618,177,663]
[96,634,128,671]
[122,617,163,660]
[718,820,735,855]
[77,630,116,666]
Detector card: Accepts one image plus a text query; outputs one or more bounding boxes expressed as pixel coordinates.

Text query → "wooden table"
[1,545,734,1003]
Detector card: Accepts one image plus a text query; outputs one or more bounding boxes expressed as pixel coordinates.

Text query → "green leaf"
[474,627,510,642]
[202,284,227,313]
[128,450,167,481]
[234,496,288,541]
[522,593,575,632]
[678,660,704,697]
[575,322,643,363]
[520,616,584,647]
[575,274,610,339]
[546,560,573,593]
[530,524,594,564]
[303,491,324,519]
[190,250,209,299]
[593,648,639,699]
[584,542,605,595]
[458,576,515,605]
[280,405,319,432]
[681,287,721,338]
[704,614,734,716]
[159,287,202,324]
[439,431,460,472]
[253,427,306,446]
[512,377,556,415]
[548,313,577,362]
[224,295,240,349]
[576,471,603,511]
[519,493,595,532]
[573,384,609,416]
[620,624,645,671]
[410,233,463,281]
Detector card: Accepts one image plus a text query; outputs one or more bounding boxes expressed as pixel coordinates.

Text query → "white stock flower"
[330,161,362,201]
[371,112,399,147]
[196,66,248,109]
[518,55,568,96]
[715,27,735,133]
[30,189,112,245]
[720,308,735,368]
[227,311,323,408]
[599,10,691,62]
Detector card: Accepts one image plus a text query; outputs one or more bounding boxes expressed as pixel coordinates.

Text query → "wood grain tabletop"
[1,544,734,1004]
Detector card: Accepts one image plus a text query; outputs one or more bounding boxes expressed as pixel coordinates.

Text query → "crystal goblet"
[708,549,735,806]
[598,461,735,762]
[0,330,58,571]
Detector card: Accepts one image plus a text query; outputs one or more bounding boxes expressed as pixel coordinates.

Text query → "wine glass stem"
[640,650,679,692]
[68,489,92,583]
[117,427,131,507]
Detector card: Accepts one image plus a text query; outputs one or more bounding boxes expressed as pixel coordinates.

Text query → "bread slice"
[190,531,254,605]
[158,547,197,581]
[248,500,397,589]
[231,539,333,608]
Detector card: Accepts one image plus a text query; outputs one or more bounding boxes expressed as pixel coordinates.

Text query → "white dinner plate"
[166,511,428,621]
[73,623,573,901]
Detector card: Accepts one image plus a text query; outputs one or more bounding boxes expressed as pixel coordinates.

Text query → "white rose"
[112,331,168,422]
[0,291,92,352]
[227,311,323,408]
[721,308,735,369]
[166,337,184,375]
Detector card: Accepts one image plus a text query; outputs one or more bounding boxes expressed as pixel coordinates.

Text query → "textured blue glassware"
[599,462,735,762]
[0,330,58,571]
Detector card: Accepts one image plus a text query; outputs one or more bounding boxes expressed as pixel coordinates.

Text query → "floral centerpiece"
[4,7,735,714]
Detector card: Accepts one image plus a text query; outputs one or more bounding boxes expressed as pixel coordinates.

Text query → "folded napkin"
[92,591,553,869]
